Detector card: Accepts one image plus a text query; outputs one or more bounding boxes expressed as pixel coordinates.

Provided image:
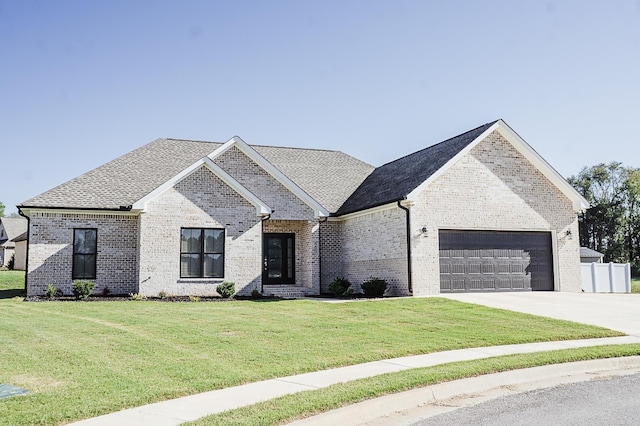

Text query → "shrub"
[129,293,147,301]
[216,281,235,299]
[361,277,388,298]
[328,277,352,296]
[72,280,95,300]
[7,254,14,270]
[102,287,110,296]
[158,291,168,299]
[251,287,262,299]
[188,295,200,302]
[45,284,57,298]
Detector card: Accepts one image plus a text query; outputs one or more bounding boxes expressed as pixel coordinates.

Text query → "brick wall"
[410,130,581,295]
[26,212,139,296]
[338,206,410,296]
[214,146,314,220]
[319,220,342,293]
[138,166,263,297]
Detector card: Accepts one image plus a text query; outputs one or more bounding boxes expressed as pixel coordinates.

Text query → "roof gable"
[0,217,27,241]
[337,120,588,216]
[133,154,272,216]
[20,138,371,215]
[208,137,330,217]
[336,121,497,215]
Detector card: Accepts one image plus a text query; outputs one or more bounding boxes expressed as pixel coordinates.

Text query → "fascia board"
[132,160,205,210]
[132,156,272,216]
[209,136,330,218]
[406,122,501,201]
[406,120,589,211]
[201,157,272,215]
[495,121,589,211]
[330,200,412,221]
[18,207,140,217]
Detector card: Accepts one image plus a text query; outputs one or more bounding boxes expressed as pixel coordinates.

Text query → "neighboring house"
[580,247,605,264]
[0,217,28,268]
[11,231,28,271]
[18,119,588,297]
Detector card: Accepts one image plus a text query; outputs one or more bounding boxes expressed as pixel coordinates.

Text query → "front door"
[263,233,295,284]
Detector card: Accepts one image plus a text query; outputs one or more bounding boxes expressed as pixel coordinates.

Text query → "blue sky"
[1,0,639,215]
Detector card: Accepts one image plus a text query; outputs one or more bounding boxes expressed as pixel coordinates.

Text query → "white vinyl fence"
[581,262,631,293]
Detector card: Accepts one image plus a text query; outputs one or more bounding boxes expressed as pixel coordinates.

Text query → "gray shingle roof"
[0,217,27,248]
[11,231,28,242]
[580,247,604,258]
[20,138,374,214]
[336,121,498,215]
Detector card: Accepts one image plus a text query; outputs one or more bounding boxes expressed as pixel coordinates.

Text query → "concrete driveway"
[439,292,640,337]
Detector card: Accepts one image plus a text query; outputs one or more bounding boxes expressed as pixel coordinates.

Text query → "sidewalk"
[70,335,640,425]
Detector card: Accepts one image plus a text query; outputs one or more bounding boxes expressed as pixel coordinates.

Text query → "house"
[0,217,28,268]
[11,231,28,271]
[18,119,588,297]
[579,247,605,264]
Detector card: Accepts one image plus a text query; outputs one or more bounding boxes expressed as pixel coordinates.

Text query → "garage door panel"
[439,230,553,292]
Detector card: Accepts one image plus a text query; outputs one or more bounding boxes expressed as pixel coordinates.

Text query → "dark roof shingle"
[336,121,498,215]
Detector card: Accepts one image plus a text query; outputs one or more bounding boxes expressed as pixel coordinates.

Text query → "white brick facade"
[27,212,139,296]
[23,124,584,298]
[409,131,581,295]
[331,207,409,296]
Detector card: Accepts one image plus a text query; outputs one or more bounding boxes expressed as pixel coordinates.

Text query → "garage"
[439,230,554,292]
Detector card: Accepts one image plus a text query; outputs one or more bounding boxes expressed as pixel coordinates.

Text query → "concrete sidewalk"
[70,335,640,426]
[289,356,640,426]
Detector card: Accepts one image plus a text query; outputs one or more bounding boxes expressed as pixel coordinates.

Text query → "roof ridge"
[164,137,223,144]
[376,120,499,168]
[163,137,351,154]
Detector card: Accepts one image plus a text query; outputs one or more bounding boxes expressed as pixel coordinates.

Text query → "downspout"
[17,207,30,295]
[397,200,413,294]
[318,216,328,294]
[260,213,271,293]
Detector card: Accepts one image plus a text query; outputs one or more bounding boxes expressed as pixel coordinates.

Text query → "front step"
[262,285,315,299]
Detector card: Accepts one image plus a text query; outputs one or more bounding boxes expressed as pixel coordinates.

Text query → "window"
[180,228,224,278]
[73,229,97,279]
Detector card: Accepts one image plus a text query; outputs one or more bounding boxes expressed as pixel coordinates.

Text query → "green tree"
[568,162,640,272]
[0,201,4,217]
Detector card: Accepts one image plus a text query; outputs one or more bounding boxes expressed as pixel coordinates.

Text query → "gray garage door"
[439,230,554,292]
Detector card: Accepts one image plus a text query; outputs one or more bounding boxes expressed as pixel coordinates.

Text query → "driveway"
[440,292,640,336]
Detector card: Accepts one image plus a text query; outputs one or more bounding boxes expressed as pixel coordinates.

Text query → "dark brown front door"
[263,233,295,285]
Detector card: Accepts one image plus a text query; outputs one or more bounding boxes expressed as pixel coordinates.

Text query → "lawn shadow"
[0,288,25,299]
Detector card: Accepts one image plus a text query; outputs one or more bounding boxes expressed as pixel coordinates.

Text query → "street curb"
[287,356,640,426]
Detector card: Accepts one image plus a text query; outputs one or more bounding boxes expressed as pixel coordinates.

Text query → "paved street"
[417,373,640,426]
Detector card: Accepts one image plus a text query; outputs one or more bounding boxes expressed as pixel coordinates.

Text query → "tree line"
[568,162,640,273]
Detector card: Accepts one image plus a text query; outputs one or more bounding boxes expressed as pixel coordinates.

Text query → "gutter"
[318,216,328,294]
[17,207,30,294]
[17,205,134,212]
[396,200,413,294]
[260,213,272,292]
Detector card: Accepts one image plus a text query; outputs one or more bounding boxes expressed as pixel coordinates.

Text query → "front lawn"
[632,278,640,293]
[0,271,622,425]
[0,270,25,299]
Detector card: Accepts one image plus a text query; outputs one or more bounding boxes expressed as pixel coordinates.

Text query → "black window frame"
[180,227,225,279]
[72,228,98,280]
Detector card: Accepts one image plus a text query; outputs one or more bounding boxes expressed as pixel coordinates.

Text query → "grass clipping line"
[188,344,640,426]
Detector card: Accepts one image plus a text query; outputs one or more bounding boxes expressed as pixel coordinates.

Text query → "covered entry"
[439,230,554,292]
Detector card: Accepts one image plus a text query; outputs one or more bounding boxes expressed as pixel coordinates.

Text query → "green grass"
[632,278,640,293]
[0,270,25,299]
[0,271,623,425]
[189,344,640,426]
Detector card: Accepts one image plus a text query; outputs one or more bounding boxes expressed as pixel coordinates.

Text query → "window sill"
[177,278,224,284]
